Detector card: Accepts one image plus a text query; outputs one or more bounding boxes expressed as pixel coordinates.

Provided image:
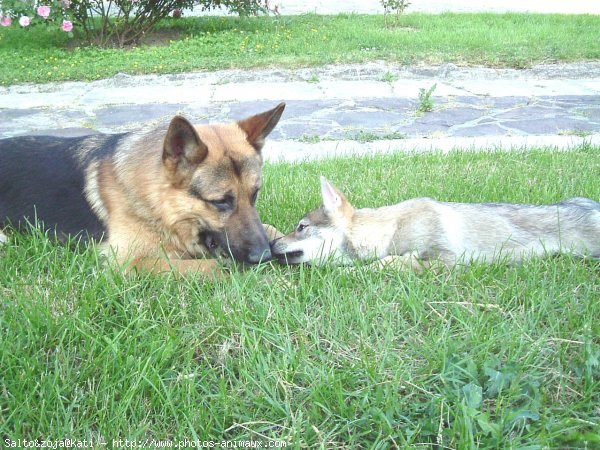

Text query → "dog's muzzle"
[202,231,272,264]
[246,245,272,264]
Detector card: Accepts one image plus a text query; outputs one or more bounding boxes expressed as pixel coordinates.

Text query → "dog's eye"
[210,195,234,211]
[251,189,259,205]
[297,222,308,232]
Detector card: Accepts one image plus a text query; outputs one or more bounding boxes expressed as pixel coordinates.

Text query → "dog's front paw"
[263,223,284,241]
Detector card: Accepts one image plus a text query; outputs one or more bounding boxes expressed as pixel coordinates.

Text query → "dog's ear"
[320,176,344,213]
[163,116,208,168]
[237,102,286,152]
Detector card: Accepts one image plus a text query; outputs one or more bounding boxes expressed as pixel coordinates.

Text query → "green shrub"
[0,0,275,47]
[380,0,411,26]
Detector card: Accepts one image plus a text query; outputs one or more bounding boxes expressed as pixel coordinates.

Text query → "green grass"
[1,147,599,448]
[1,12,599,85]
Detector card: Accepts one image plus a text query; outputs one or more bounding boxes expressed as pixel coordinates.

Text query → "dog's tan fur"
[271,176,600,269]
[100,105,286,274]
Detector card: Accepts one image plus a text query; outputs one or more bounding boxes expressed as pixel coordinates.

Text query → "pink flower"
[37,5,51,19]
[61,20,73,32]
[19,16,31,27]
[0,16,12,27]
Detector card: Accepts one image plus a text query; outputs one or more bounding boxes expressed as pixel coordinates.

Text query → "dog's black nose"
[247,246,272,264]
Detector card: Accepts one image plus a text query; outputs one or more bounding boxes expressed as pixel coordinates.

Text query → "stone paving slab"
[212,81,323,102]
[3,93,598,140]
[1,62,600,161]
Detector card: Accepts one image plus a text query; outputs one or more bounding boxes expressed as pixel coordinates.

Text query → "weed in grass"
[214,77,232,85]
[559,129,593,137]
[298,134,322,143]
[380,131,406,140]
[417,83,437,113]
[307,73,320,83]
[340,130,381,142]
[297,131,406,143]
[380,71,399,83]
[348,130,406,142]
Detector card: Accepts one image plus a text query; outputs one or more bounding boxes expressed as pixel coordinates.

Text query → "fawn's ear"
[162,116,208,172]
[237,102,286,151]
[320,176,344,214]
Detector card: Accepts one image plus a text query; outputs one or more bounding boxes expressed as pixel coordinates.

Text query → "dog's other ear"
[237,102,286,151]
[163,116,208,167]
[320,176,344,213]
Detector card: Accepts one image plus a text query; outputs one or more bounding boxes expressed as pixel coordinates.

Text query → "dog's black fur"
[0,134,124,240]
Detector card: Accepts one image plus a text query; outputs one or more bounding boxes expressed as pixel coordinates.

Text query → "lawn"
[1,147,599,448]
[1,12,599,85]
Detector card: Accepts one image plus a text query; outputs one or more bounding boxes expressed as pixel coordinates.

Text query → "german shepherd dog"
[272,176,600,269]
[0,103,286,275]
